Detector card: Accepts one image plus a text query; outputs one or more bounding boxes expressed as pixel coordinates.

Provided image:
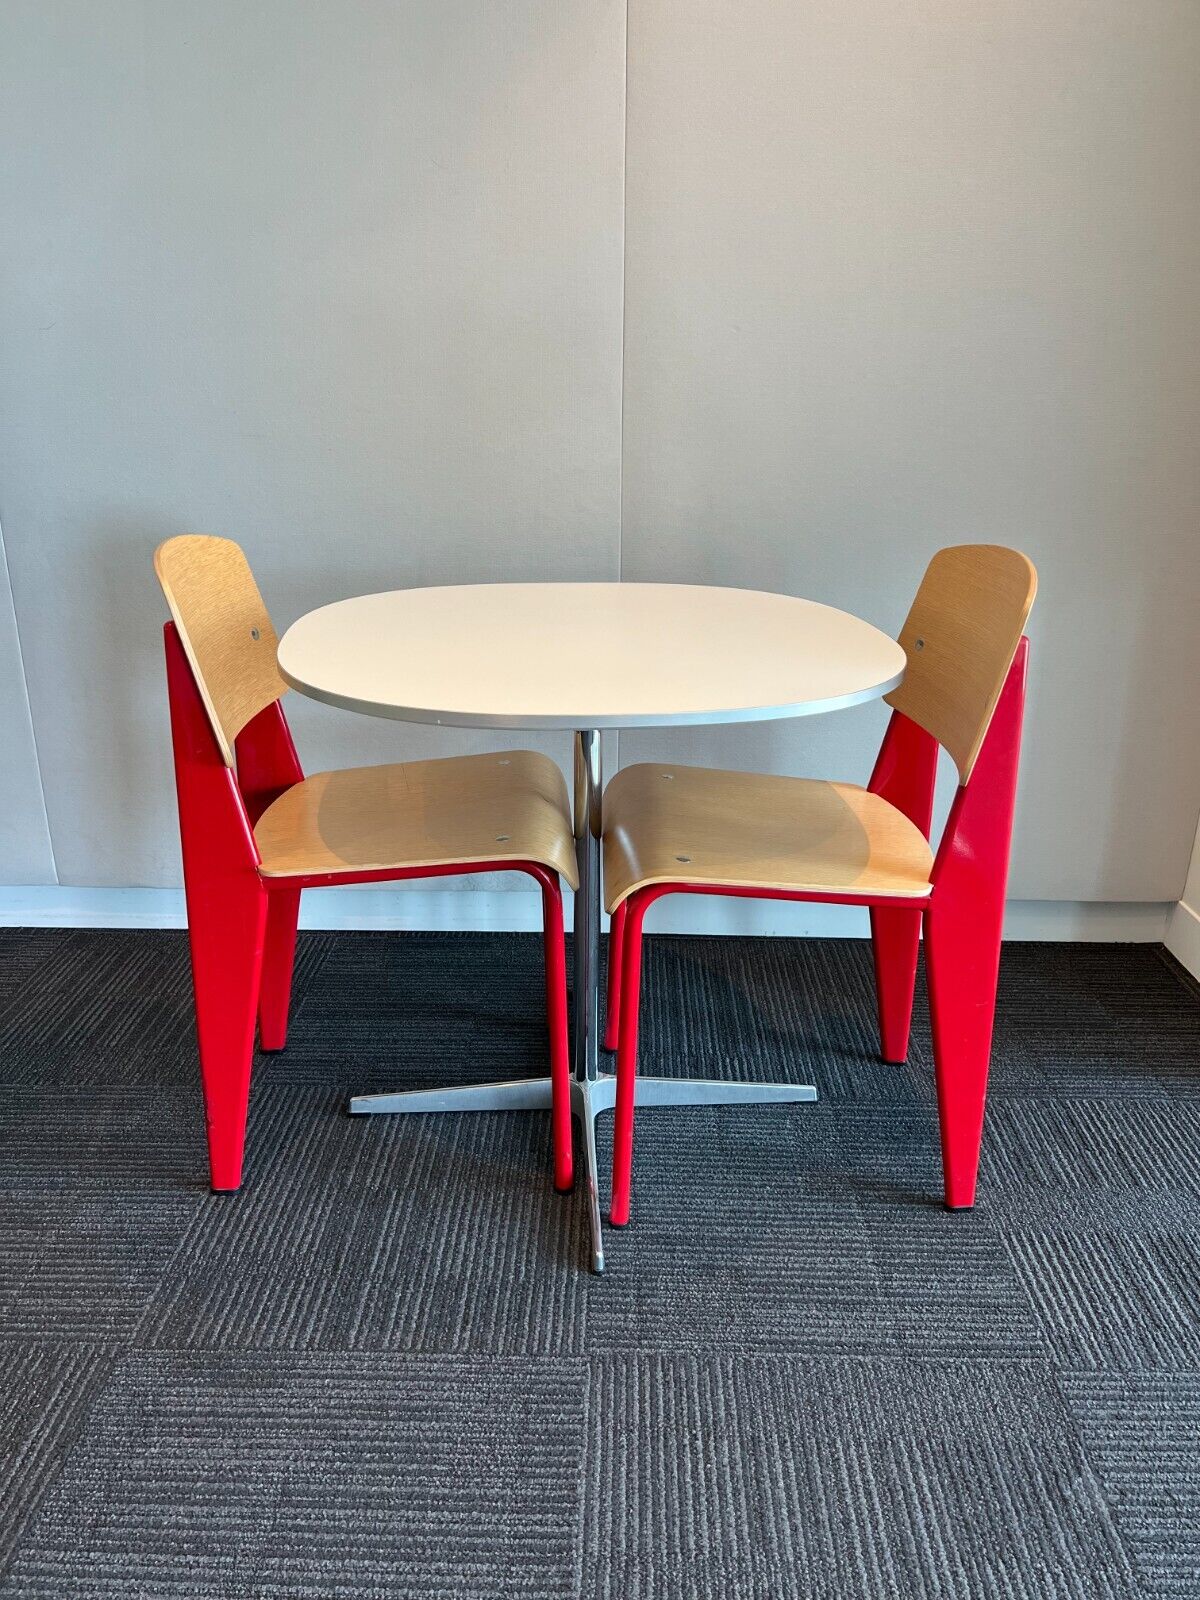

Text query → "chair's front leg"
[532,868,573,1193]
[604,899,627,1052]
[610,891,651,1226]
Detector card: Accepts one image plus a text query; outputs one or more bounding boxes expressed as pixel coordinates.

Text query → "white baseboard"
[1166,898,1200,979]
[0,884,1173,942]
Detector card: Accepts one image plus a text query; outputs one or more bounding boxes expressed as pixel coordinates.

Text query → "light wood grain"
[154,535,288,766]
[885,545,1037,782]
[254,750,579,887]
[602,763,933,911]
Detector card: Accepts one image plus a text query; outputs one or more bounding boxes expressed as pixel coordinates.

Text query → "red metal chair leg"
[189,880,269,1190]
[924,897,1003,1209]
[610,892,649,1226]
[604,899,627,1052]
[164,621,272,1191]
[870,904,923,1063]
[258,886,301,1052]
[537,871,574,1193]
[925,639,1027,1207]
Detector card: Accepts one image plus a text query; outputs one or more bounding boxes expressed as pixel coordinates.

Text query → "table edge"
[276,663,906,730]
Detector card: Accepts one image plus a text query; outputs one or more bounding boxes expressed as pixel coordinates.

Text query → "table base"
[344,727,821,1273]
[348,1074,818,1273]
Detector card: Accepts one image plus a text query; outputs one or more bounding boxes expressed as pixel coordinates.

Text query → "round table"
[278,582,906,1272]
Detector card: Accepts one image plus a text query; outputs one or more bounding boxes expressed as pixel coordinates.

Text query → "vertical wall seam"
[613,0,631,782]
[0,519,59,883]
[617,0,629,585]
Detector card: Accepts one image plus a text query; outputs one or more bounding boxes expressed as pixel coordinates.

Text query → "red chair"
[602,545,1037,1225]
[155,535,576,1193]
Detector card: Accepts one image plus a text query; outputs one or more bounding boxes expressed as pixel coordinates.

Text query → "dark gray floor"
[0,928,1197,1598]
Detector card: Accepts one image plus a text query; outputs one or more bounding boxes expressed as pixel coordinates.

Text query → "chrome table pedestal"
[350,730,818,1273]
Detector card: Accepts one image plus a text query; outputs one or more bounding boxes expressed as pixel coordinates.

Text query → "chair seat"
[603,763,933,910]
[254,750,579,886]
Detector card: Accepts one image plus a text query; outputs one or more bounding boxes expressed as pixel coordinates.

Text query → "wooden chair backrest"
[884,544,1037,783]
[154,535,288,767]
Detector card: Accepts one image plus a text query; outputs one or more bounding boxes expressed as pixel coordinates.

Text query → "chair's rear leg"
[188,877,268,1191]
[604,899,627,1052]
[258,886,301,1052]
[164,621,270,1192]
[923,640,1027,1209]
[610,893,649,1226]
[924,898,1003,1209]
[870,904,923,1063]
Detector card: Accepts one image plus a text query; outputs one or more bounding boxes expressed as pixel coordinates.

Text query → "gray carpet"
[0,928,1197,1598]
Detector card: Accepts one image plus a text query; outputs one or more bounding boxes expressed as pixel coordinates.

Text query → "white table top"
[277,582,906,730]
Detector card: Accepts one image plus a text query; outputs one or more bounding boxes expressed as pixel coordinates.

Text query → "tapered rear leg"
[258,886,300,1052]
[925,898,1002,1208]
[870,903,923,1064]
[164,620,270,1193]
[924,640,1028,1208]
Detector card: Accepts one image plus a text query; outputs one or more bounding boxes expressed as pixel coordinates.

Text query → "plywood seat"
[603,763,934,911]
[254,750,578,885]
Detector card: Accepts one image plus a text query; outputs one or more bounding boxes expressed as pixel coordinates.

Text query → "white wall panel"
[619,0,1200,900]
[0,0,625,885]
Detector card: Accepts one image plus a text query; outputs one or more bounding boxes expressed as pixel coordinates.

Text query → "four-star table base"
[347,730,818,1274]
[349,1070,818,1274]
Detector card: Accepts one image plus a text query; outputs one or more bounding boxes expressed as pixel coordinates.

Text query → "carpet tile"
[1003,1228,1200,1370]
[0,1186,200,1342]
[1060,1370,1200,1599]
[0,1352,584,1599]
[0,1342,115,1580]
[583,1353,1140,1600]
[139,1089,589,1354]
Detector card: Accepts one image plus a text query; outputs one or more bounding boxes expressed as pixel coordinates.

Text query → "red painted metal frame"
[867,709,939,1065]
[925,638,1027,1208]
[609,638,1029,1227]
[163,621,573,1195]
[164,624,267,1193]
[604,900,627,1052]
[236,702,304,1053]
